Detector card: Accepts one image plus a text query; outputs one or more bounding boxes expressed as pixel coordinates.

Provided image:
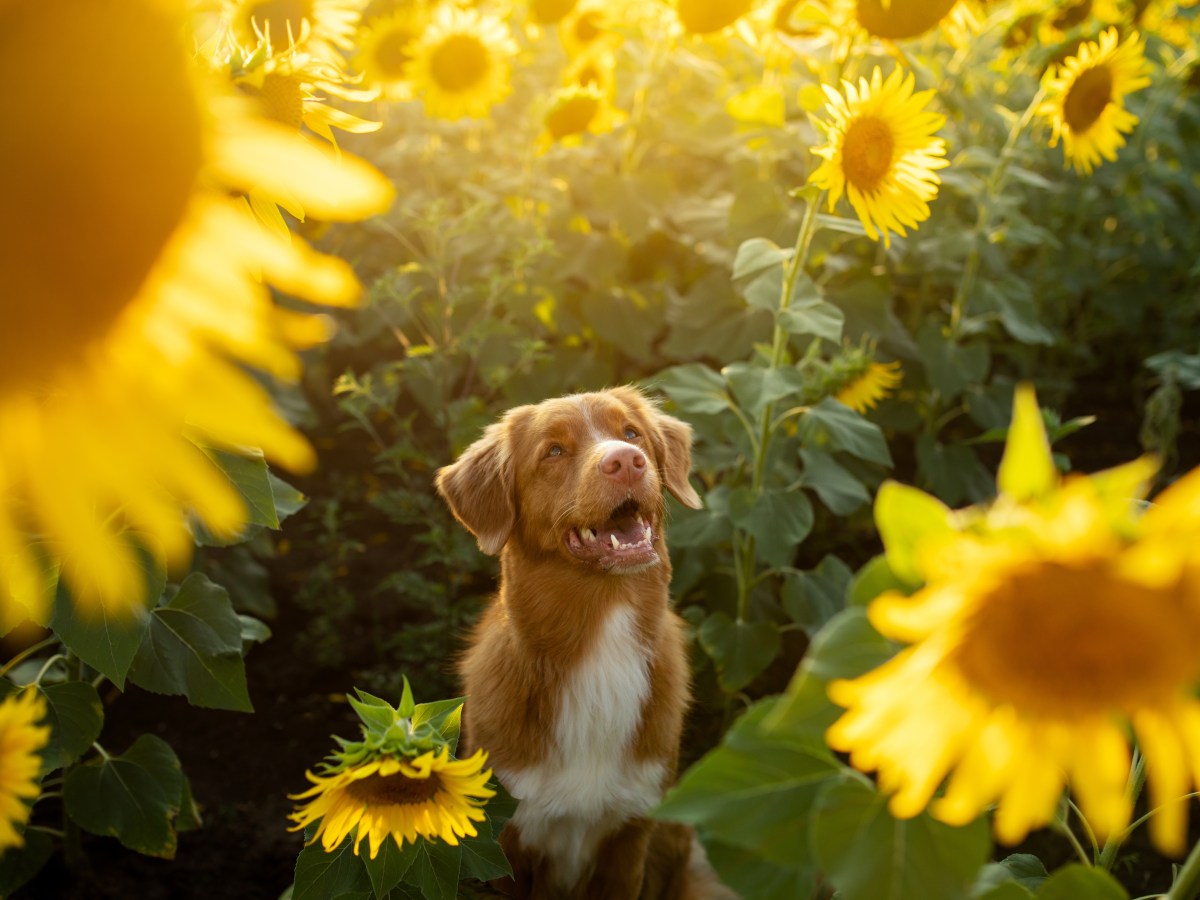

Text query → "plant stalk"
[1097,749,1146,871]
[1168,837,1200,900]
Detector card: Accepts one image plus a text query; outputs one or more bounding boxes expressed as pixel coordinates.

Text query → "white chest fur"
[504,604,666,890]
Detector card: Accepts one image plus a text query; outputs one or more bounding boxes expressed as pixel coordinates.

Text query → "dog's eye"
[546,444,564,458]
[623,427,639,440]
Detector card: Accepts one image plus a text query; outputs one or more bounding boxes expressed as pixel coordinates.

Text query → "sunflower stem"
[1097,748,1146,871]
[0,637,60,680]
[735,191,823,627]
[948,86,1045,337]
[63,656,85,870]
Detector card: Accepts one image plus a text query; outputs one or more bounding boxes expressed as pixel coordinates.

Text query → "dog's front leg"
[577,818,653,899]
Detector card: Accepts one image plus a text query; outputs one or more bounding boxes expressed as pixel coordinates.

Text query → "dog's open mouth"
[565,499,658,570]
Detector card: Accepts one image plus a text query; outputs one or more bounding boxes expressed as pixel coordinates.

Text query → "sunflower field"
[1,0,1199,897]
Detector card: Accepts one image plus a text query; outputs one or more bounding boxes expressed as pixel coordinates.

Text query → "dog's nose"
[599,444,646,486]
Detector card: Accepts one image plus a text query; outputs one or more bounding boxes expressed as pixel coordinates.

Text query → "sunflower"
[828,385,1200,855]
[559,1,624,58]
[530,0,579,26]
[406,7,517,121]
[225,0,366,59]
[810,66,949,247]
[0,0,391,621]
[540,83,623,150]
[1038,27,1152,175]
[836,361,903,412]
[675,0,757,35]
[289,746,496,858]
[355,8,428,101]
[0,691,49,850]
[852,0,960,40]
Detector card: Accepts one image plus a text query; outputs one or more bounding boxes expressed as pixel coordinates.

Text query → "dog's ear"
[650,410,703,510]
[436,418,518,555]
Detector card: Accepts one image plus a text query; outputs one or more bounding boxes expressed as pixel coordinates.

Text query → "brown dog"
[436,387,727,899]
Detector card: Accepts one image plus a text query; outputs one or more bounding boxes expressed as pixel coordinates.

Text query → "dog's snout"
[598,442,646,486]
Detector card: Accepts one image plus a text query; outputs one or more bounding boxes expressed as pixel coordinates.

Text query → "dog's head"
[436,386,702,573]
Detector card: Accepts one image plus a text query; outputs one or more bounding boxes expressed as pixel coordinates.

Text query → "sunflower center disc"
[854,0,960,40]
[430,35,491,93]
[253,72,306,130]
[531,0,578,26]
[345,771,444,806]
[547,95,600,139]
[676,0,755,35]
[0,0,203,390]
[1064,65,1115,134]
[843,117,896,193]
[952,562,1200,717]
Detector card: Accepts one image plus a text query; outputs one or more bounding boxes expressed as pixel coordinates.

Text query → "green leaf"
[873,481,954,586]
[799,449,870,515]
[728,486,813,567]
[362,837,418,898]
[203,446,279,530]
[804,607,893,682]
[268,472,309,521]
[703,838,819,900]
[652,364,732,417]
[697,612,781,693]
[761,667,842,744]
[397,676,416,719]
[177,775,203,833]
[777,276,844,343]
[657,699,839,867]
[781,554,852,635]
[917,326,990,402]
[0,827,53,896]
[1035,864,1127,900]
[293,837,372,900]
[50,542,158,690]
[797,399,892,467]
[916,435,994,507]
[996,854,1048,891]
[412,699,464,755]
[459,817,512,883]
[997,384,1056,502]
[812,777,991,900]
[722,362,806,417]
[401,839,462,900]
[668,485,734,548]
[64,734,186,859]
[127,573,253,712]
[37,680,104,772]
[849,554,914,607]
[348,691,398,734]
[976,883,1035,900]
[238,614,273,652]
[731,237,786,286]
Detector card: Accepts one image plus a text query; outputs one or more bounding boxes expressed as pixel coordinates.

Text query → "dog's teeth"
[643,525,652,541]
[581,528,595,542]
[610,534,620,549]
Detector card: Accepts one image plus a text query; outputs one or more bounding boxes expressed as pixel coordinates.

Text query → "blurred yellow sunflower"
[406,7,517,120]
[225,0,366,58]
[289,747,495,857]
[539,83,623,150]
[675,0,757,35]
[355,8,428,101]
[565,47,617,95]
[0,0,392,622]
[836,361,902,412]
[560,1,624,58]
[810,66,949,247]
[829,385,1200,856]
[852,0,960,40]
[0,691,49,851]
[530,0,579,26]
[1039,27,1152,175]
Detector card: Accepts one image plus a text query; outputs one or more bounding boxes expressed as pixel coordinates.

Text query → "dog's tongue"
[598,511,646,549]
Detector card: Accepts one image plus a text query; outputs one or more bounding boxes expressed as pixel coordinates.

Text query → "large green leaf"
[917,325,990,401]
[293,837,372,900]
[652,364,733,417]
[916,435,994,507]
[0,827,53,896]
[412,699,464,756]
[799,449,871,515]
[459,817,512,883]
[64,734,187,859]
[668,485,734,549]
[193,445,280,546]
[777,273,844,343]
[812,777,991,900]
[703,838,819,900]
[728,486,813,568]
[657,699,839,867]
[50,541,159,690]
[849,554,915,607]
[127,573,253,712]
[362,837,418,898]
[1035,865,1127,900]
[804,607,894,682]
[400,838,462,900]
[797,399,892,467]
[697,612,781,693]
[37,680,104,772]
[722,362,806,418]
[731,237,786,287]
[781,554,852,636]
